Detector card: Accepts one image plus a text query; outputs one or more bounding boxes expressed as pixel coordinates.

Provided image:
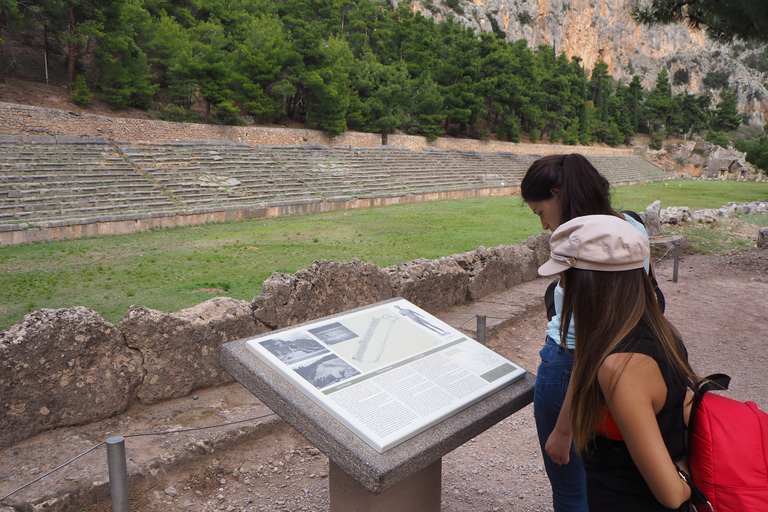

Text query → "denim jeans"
[533,336,589,512]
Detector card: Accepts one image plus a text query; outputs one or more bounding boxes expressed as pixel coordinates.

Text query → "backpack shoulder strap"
[697,373,731,397]
[545,278,558,321]
[687,373,731,399]
[621,209,644,225]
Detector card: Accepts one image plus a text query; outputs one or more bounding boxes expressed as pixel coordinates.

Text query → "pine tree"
[644,69,673,137]
[410,72,445,141]
[711,88,742,132]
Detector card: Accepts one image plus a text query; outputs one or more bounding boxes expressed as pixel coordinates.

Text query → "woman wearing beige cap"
[539,215,696,511]
[521,154,652,512]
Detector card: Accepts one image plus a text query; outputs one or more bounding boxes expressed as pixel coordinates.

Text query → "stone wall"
[0,233,550,448]
[0,101,632,156]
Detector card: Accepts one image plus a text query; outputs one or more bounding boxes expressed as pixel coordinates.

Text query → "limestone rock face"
[409,0,767,125]
[0,307,142,448]
[252,259,394,329]
[123,297,265,405]
[386,258,469,314]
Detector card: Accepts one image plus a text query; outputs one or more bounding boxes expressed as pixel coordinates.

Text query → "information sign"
[245,298,526,453]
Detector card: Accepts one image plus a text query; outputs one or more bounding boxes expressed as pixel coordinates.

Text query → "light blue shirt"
[546,214,650,350]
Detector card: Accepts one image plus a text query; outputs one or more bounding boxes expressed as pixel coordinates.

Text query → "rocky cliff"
[407,0,767,126]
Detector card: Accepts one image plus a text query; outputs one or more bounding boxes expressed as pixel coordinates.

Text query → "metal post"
[476,314,486,346]
[106,436,130,512]
[673,242,680,283]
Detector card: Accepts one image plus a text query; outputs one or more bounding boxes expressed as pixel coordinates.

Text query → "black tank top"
[582,322,688,512]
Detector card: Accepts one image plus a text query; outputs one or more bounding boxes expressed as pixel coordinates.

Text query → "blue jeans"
[533,336,588,512]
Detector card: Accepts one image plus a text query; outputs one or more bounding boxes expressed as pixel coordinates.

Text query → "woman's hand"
[545,427,572,465]
[546,372,576,465]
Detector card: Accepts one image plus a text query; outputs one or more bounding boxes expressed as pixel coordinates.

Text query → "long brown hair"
[562,267,696,453]
[521,153,617,225]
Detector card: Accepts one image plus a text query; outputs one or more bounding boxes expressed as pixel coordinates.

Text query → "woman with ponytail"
[521,154,652,511]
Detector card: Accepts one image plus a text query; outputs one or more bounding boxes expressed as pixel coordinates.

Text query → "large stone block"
[450,245,536,300]
[123,297,265,405]
[252,259,394,329]
[385,258,468,314]
[524,232,551,273]
[643,201,664,237]
[0,307,141,448]
[692,209,720,224]
[758,227,768,249]
[660,207,692,225]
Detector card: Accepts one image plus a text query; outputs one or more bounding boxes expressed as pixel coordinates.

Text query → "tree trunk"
[0,9,6,84]
[68,3,76,92]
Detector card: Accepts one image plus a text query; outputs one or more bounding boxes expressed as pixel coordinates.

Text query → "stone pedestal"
[329,459,441,512]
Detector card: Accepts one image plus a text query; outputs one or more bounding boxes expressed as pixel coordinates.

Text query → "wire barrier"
[0,412,278,506]
[653,240,681,282]
[654,244,675,265]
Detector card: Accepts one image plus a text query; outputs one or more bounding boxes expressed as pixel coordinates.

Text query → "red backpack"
[685,374,768,512]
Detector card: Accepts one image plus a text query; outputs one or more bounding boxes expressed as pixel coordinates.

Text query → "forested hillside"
[0,0,765,155]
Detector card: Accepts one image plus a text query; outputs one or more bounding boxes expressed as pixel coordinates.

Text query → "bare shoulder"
[599,352,666,409]
[599,352,657,382]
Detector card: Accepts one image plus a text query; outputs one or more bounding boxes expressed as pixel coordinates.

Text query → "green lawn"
[2,179,767,329]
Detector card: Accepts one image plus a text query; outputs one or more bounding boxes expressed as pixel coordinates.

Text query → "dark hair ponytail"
[521,153,617,225]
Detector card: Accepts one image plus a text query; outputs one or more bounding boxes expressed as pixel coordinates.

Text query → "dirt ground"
[70,245,768,512]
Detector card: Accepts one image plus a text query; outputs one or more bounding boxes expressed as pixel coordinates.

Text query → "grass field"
[2,179,768,329]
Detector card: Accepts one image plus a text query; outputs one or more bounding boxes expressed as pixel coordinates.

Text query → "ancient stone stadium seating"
[0,135,666,227]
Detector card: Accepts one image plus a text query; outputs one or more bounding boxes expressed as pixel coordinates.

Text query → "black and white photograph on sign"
[292,353,361,390]
[259,333,329,366]
[308,322,359,345]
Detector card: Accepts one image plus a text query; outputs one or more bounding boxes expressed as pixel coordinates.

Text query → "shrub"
[470,122,490,141]
[703,71,730,90]
[152,103,198,123]
[672,68,690,87]
[214,100,246,126]
[70,75,91,108]
[445,0,464,15]
[517,11,533,26]
[705,131,731,148]
[650,132,664,150]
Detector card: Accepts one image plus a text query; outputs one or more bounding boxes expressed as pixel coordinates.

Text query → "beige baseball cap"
[538,215,650,276]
